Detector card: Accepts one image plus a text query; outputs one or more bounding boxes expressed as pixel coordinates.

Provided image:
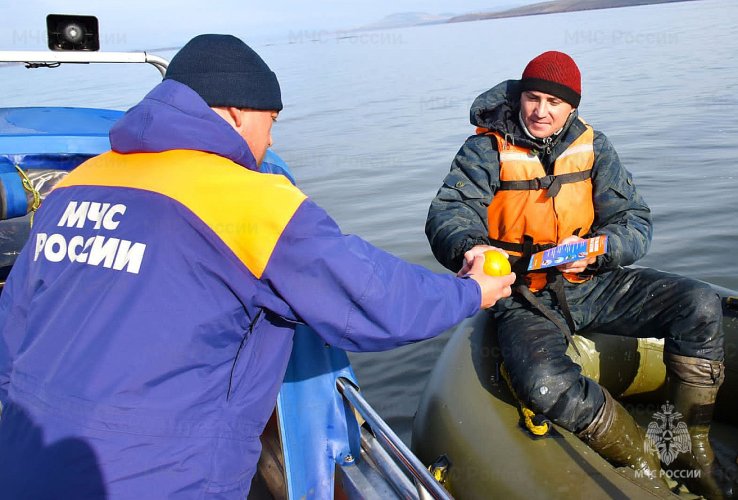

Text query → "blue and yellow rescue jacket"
[0,80,481,498]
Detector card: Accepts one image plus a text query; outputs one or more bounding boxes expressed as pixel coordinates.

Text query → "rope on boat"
[499,362,551,437]
[15,165,41,226]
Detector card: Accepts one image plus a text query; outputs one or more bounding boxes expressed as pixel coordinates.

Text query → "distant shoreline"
[356,0,701,32]
[447,0,701,24]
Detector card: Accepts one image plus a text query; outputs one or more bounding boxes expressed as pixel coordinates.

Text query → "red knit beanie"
[521,51,581,107]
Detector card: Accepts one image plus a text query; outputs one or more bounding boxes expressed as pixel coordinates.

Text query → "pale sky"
[2,1,536,50]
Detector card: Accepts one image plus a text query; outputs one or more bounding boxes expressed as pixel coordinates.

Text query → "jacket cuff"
[458,236,492,257]
[450,236,491,272]
[459,275,482,313]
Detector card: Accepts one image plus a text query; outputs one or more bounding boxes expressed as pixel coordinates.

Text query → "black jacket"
[426,79,652,274]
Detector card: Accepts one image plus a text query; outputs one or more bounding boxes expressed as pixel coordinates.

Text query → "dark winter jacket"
[426,80,652,274]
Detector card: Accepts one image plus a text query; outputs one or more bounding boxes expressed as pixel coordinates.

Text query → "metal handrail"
[0,51,169,76]
[359,426,418,497]
[336,377,452,500]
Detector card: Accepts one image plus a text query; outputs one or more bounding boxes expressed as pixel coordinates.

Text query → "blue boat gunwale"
[0,107,125,157]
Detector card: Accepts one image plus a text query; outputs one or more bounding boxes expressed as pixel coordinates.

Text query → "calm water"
[2,0,737,443]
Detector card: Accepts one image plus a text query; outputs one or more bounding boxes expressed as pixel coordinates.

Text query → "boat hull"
[412,283,738,498]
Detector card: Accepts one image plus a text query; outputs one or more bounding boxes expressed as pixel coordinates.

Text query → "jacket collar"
[470,79,586,155]
[109,79,258,171]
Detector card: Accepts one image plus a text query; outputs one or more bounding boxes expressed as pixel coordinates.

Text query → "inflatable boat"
[412,283,738,498]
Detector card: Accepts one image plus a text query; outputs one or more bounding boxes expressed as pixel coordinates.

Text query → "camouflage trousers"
[493,266,724,433]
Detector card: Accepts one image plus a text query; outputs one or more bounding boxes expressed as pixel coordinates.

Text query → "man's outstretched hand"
[465,253,515,309]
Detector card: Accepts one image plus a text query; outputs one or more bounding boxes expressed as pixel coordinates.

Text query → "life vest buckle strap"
[487,238,556,256]
[498,169,592,198]
[534,175,555,190]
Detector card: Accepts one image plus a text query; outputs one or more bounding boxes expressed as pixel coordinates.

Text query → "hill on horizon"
[450,0,699,22]
[357,0,700,31]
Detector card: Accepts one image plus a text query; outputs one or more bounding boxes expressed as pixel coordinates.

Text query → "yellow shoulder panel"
[56,150,307,278]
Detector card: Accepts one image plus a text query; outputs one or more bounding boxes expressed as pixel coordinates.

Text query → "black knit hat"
[164,34,283,111]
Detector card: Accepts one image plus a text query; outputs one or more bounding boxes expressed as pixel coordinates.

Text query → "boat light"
[46,14,99,52]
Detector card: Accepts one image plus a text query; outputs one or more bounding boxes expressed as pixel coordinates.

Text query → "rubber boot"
[578,388,669,489]
[665,352,735,499]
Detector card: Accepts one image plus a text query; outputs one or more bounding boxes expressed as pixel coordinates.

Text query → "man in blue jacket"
[426,51,731,498]
[0,35,515,498]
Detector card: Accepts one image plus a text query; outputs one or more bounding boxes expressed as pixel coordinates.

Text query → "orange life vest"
[482,124,596,291]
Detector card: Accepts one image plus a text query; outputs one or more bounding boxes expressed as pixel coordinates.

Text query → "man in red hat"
[426,51,733,498]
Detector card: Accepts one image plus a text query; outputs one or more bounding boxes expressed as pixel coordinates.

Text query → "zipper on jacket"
[543,136,553,155]
[226,309,264,401]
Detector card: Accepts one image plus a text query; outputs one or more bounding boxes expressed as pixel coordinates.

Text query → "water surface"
[2,0,736,443]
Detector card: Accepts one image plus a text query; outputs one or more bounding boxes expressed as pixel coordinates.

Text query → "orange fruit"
[483,250,511,276]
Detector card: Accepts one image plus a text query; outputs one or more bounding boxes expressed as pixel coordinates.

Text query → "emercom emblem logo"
[644,402,691,465]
